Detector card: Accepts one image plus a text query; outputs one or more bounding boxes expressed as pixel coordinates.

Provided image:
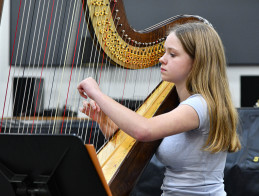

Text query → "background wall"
[1,0,259,117]
[122,0,259,107]
[123,0,259,65]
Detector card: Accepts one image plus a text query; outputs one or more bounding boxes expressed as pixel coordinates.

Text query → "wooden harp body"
[0,0,210,195]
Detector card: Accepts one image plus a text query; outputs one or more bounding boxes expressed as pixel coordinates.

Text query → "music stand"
[0,133,111,196]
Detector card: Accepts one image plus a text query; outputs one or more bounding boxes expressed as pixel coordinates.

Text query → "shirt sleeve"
[180,94,209,134]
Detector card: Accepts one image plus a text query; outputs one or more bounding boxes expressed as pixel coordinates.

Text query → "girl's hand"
[79,100,104,122]
[79,100,118,138]
[78,77,118,138]
[77,77,100,100]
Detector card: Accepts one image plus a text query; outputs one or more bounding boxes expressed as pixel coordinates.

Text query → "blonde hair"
[170,22,241,153]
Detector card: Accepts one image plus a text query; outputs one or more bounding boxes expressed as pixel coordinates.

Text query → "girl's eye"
[170,53,175,57]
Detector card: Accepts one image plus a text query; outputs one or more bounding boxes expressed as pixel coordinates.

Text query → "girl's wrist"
[92,88,103,102]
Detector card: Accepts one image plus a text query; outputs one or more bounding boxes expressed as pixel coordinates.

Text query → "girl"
[77,22,241,195]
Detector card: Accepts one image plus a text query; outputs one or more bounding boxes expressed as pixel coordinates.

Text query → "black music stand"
[0,134,109,196]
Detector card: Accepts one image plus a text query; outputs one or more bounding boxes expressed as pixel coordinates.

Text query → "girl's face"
[159,32,193,86]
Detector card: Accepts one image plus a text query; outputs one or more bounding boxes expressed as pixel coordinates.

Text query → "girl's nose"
[159,54,166,65]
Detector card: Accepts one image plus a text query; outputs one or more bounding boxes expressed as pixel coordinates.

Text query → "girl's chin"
[161,77,174,83]
[161,76,169,82]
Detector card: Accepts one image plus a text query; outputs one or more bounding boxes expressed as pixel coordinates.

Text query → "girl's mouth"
[161,68,166,72]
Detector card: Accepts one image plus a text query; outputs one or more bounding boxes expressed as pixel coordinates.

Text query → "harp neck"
[85,0,207,69]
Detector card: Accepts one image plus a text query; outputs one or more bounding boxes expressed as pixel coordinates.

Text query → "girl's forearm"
[93,91,150,141]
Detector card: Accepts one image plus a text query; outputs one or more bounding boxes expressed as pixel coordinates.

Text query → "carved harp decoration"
[0,0,210,195]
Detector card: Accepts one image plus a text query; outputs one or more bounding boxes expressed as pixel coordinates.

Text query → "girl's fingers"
[81,100,97,115]
[80,100,104,122]
[89,100,97,111]
[78,89,88,99]
[79,107,83,112]
[82,100,89,107]
[95,105,100,112]
[79,107,86,113]
[89,100,101,112]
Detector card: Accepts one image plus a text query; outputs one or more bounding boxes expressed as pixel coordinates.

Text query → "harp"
[0,0,210,195]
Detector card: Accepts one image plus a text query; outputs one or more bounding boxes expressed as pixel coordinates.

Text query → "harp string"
[82,0,163,148]
[1,0,163,152]
[19,0,51,133]
[100,4,133,145]
[45,0,69,134]
[6,0,75,134]
[0,0,22,133]
[41,0,64,134]
[24,1,49,133]
[30,0,55,133]
[83,3,102,144]
[19,0,39,133]
[60,0,84,133]
[5,0,26,132]
[87,0,118,144]
[12,0,31,125]
[18,0,41,133]
[65,0,89,137]
[82,0,104,145]
[84,0,100,143]
[41,0,84,135]
[47,0,71,134]
[80,30,96,142]
[96,0,158,146]
[51,0,105,144]
[86,0,160,150]
[34,1,58,132]
[65,0,95,140]
[13,0,43,133]
[90,0,133,147]
[51,0,78,134]
[42,0,78,134]
[103,7,157,146]
[89,3,112,146]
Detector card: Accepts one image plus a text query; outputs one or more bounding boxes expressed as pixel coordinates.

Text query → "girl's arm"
[78,77,199,141]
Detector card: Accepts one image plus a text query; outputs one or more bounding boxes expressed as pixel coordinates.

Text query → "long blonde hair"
[170,22,241,153]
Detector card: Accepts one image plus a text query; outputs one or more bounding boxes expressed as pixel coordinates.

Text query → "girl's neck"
[176,84,191,103]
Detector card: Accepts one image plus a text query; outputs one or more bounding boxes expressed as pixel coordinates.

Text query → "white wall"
[1,1,259,119]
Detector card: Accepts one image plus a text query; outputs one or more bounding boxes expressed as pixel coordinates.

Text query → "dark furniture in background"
[241,76,259,107]
[224,108,259,196]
